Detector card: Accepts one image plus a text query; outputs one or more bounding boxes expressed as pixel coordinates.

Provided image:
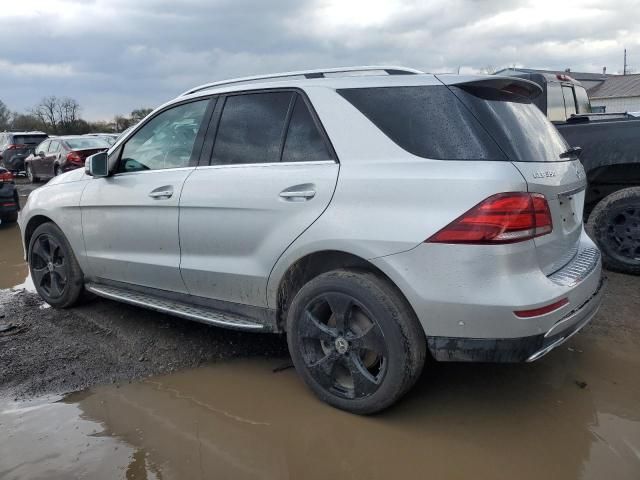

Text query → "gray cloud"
[1,0,638,120]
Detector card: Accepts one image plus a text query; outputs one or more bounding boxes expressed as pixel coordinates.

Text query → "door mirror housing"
[85,151,109,177]
[37,151,45,157]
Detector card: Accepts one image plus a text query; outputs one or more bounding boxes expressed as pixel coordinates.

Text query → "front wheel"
[287,269,426,414]
[28,222,85,308]
[587,187,640,275]
[54,165,62,176]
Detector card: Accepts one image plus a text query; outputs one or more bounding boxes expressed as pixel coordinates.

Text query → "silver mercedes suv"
[19,66,604,414]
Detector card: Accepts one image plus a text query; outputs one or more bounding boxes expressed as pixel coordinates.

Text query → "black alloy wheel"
[298,292,388,400]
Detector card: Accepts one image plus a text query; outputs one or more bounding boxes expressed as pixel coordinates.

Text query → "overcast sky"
[1,0,638,120]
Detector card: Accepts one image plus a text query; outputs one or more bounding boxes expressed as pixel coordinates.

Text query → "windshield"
[64,137,111,150]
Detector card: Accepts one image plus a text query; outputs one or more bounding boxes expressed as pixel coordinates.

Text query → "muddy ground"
[1,178,639,479]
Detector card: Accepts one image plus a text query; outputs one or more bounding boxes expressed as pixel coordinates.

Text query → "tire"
[54,165,62,176]
[286,269,426,414]
[587,187,640,275]
[26,164,39,183]
[1,212,18,223]
[28,222,85,308]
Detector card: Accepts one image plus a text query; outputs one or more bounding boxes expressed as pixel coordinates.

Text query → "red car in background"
[25,135,110,182]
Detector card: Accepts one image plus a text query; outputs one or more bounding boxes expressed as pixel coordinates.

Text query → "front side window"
[212,92,293,165]
[48,141,60,153]
[282,96,331,162]
[37,140,50,154]
[119,100,209,173]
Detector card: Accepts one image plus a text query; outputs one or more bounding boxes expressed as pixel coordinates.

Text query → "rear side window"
[212,92,293,165]
[574,87,591,114]
[282,96,331,162]
[562,86,577,117]
[546,84,567,122]
[337,86,506,160]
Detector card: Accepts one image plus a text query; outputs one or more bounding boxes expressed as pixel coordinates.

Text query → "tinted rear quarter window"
[212,92,293,165]
[451,86,569,162]
[282,96,331,162]
[337,86,506,160]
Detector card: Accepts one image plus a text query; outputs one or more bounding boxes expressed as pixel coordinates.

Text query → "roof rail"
[179,66,423,97]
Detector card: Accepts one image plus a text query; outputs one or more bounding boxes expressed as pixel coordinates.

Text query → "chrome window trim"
[197,160,337,170]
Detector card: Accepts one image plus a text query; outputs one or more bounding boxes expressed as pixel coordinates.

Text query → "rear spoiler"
[435,74,543,100]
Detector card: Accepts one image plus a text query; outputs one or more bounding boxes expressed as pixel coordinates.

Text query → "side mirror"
[85,151,109,177]
[37,151,45,157]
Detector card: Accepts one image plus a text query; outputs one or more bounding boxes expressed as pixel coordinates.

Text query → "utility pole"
[624,48,627,75]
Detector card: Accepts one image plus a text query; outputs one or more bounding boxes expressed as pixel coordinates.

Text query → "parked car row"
[25,136,111,182]
[0,132,121,177]
[19,66,604,414]
[0,166,19,223]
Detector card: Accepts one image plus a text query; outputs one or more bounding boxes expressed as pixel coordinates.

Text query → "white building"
[588,74,640,113]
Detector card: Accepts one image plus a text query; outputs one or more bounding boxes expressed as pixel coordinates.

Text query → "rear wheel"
[587,187,640,275]
[26,164,39,183]
[28,222,85,308]
[287,269,426,414]
[54,165,62,176]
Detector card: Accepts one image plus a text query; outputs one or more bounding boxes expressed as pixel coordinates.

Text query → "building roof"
[495,67,610,82]
[588,74,640,99]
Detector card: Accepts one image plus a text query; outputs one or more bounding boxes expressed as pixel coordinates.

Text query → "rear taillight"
[67,152,83,164]
[426,192,553,244]
[7,144,26,150]
[0,171,14,183]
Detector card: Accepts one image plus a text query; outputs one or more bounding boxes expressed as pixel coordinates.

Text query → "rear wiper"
[560,146,582,159]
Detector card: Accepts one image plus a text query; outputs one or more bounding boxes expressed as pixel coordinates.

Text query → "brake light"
[514,298,569,318]
[7,144,26,150]
[0,171,13,183]
[426,192,553,244]
[67,152,83,164]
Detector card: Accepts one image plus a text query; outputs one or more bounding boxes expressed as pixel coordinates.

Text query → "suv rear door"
[441,77,587,274]
[179,90,339,306]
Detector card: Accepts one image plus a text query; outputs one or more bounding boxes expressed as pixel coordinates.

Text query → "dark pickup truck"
[504,71,640,275]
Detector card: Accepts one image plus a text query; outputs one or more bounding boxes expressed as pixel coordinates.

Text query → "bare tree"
[31,96,82,134]
[479,65,498,75]
[130,108,153,122]
[32,96,59,132]
[0,100,10,130]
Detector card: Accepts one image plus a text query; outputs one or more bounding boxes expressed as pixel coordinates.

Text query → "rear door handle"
[149,186,174,199]
[279,184,316,201]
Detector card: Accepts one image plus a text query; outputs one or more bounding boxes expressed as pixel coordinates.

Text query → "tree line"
[0,97,152,135]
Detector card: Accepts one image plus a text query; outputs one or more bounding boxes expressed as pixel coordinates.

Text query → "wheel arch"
[24,215,57,260]
[586,163,640,215]
[273,249,416,331]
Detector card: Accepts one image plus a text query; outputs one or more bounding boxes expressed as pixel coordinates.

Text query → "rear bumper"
[426,277,605,362]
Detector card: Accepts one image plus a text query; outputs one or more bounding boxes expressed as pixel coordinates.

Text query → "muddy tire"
[26,164,39,183]
[286,269,426,415]
[28,222,85,308]
[587,187,640,275]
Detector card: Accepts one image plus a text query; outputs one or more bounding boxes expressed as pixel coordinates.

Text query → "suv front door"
[81,99,213,292]
[179,91,339,307]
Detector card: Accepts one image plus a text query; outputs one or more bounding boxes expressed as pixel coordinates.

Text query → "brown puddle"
[0,224,29,290]
[2,333,639,480]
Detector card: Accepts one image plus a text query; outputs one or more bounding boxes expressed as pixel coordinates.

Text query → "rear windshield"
[64,137,111,150]
[13,135,47,145]
[338,85,569,162]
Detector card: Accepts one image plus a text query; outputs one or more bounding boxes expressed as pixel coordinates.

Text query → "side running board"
[85,283,265,331]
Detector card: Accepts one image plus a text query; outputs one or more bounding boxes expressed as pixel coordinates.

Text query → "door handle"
[279,184,316,201]
[149,186,174,199]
